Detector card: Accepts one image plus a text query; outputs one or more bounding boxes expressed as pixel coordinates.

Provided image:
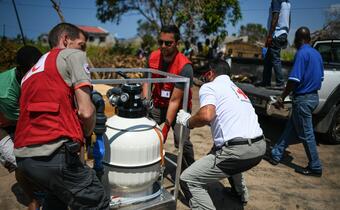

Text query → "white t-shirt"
[199,75,263,147]
[267,0,291,38]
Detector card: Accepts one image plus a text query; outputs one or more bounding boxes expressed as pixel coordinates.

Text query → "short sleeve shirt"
[56,49,92,89]
[288,44,324,95]
[268,0,291,37]
[14,49,92,158]
[0,68,20,121]
[199,75,263,147]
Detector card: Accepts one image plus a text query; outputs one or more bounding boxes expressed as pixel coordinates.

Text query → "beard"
[161,48,177,63]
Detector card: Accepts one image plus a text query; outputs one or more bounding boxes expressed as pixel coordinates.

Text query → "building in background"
[220,35,262,58]
[77,25,115,47]
[225,41,262,58]
[37,25,116,47]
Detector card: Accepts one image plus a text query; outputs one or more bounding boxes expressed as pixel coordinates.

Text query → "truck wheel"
[327,105,340,144]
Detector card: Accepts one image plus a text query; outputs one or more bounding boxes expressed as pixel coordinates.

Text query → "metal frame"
[90,67,190,207]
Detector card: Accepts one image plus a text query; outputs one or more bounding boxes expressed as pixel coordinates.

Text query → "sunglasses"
[158,39,174,47]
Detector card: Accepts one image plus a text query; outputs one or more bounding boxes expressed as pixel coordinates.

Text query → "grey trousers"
[181,139,266,210]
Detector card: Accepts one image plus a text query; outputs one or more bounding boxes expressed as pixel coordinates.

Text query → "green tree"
[96,0,242,39]
[136,20,158,49]
[239,23,267,43]
[325,4,340,23]
[312,5,340,42]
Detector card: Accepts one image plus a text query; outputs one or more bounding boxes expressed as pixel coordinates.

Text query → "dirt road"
[1,86,340,210]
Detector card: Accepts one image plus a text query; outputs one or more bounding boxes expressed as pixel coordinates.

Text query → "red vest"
[149,49,192,109]
[14,49,84,148]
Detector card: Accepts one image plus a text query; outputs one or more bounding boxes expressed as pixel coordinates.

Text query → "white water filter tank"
[102,84,164,199]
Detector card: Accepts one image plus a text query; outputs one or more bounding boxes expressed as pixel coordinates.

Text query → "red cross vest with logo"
[148,49,192,110]
[14,49,84,148]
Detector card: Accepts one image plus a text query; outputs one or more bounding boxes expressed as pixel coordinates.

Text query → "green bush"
[0,39,50,72]
[0,39,23,71]
[281,48,295,61]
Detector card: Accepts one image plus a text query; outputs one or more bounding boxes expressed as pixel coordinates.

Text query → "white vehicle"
[237,40,340,144]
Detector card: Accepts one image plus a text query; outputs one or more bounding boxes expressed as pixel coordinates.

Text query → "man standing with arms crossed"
[268,27,323,177]
[177,59,266,209]
[14,23,109,209]
[257,0,291,87]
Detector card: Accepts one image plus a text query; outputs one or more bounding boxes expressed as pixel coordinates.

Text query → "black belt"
[57,140,80,154]
[225,136,264,146]
[294,90,317,97]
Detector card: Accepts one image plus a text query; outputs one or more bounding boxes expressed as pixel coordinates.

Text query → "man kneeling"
[177,59,266,210]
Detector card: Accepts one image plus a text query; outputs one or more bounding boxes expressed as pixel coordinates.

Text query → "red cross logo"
[236,88,248,100]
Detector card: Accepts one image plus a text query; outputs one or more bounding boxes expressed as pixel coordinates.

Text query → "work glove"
[176,109,191,128]
[162,123,170,143]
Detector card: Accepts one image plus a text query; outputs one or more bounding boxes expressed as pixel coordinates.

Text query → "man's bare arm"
[166,87,184,125]
[142,83,149,99]
[281,80,296,100]
[75,86,95,136]
[188,104,216,129]
[266,12,279,47]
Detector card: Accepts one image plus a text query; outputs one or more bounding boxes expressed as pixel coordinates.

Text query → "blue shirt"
[288,44,324,95]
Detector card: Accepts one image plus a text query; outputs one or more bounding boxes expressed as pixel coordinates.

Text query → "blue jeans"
[262,34,287,86]
[271,93,322,171]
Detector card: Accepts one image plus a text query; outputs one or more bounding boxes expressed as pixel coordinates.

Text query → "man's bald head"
[294,27,311,49]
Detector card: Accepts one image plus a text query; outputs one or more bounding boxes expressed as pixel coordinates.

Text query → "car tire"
[327,104,340,144]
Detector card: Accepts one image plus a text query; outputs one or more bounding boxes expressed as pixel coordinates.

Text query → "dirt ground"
[1,86,340,210]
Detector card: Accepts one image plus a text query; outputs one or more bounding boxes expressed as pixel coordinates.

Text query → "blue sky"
[0,0,339,44]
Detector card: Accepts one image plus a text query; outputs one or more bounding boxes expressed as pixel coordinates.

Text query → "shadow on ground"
[259,115,331,171]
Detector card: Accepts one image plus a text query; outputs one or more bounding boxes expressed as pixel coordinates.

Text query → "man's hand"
[162,123,170,143]
[265,36,273,48]
[0,112,16,128]
[273,96,284,109]
[176,109,191,128]
[4,161,16,173]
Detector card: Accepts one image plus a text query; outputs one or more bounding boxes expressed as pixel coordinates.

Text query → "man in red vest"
[14,23,109,210]
[143,25,195,200]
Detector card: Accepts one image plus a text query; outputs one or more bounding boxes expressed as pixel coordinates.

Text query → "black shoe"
[295,167,322,177]
[264,154,280,166]
[228,188,248,206]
